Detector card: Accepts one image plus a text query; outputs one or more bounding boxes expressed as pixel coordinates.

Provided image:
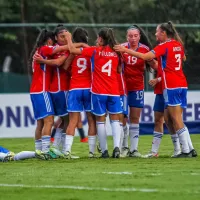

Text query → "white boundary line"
[0,183,157,193]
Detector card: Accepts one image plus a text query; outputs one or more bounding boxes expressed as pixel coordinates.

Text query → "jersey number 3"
[102,60,112,76]
[77,58,87,73]
[175,54,181,71]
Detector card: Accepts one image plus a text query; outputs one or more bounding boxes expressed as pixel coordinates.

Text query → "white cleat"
[129,150,142,158]
[88,152,96,158]
[62,151,80,159]
[171,150,181,158]
[142,152,159,158]
[120,147,129,158]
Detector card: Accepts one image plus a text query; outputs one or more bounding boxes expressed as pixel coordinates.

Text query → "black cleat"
[173,152,192,158]
[100,150,109,158]
[112,147,120,158]
[190,149,198,157]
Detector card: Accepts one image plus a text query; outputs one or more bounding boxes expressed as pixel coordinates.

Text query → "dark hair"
[29,29,55,71]
[127,25,153,72]
[98,27,118,50]
[54,24,68,36]
[159,21,184,46]
[72,27,88,43]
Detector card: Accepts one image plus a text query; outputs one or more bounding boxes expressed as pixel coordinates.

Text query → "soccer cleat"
[35,150,50,160]
[97,142,102,153]
[80,137,88,143]
[171,150,181,158]
[112,147,120,158]
[120,147,129,158]
[172,152,192,158]
[62,151,80,159]
[129,150,142,158]
[190,149,197,157]
[100,150,109,158]
[50,147,63,158]
[88,152,96,158]
[142,151,159,158]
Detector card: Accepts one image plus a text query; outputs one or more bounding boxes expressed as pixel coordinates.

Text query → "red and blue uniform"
[49,44,70,116]
[122,42,149,108]
[81,45,122,116]
[30,45,55,120]
[67,53,92,112]
[152,39,187,108]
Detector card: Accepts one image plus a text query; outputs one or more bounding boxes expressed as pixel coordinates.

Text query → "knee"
[129,116,139,124]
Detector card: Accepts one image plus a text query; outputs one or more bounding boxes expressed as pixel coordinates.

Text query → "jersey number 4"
[102,60,112,76]
[77,58,87,73]
[175,54,181,71]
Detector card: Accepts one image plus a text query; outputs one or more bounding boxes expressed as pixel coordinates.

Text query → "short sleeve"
[81,46,96,58]
[41,46,55,57]
[152,44,166,58]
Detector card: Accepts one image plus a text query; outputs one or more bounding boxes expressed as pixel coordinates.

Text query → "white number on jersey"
[136,91,144,100]
[127,56,137,65]
[77,58,87,73]
[102,60,112,76]
[175,54,181,71]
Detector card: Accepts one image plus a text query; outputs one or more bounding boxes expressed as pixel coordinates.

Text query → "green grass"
[0,135,200,200]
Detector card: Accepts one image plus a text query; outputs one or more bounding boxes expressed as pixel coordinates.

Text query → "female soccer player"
[114,21,195,158]
[30,29,71,158]
[66,28,122,158]
[120,25,157,157]
[61,27,96,158]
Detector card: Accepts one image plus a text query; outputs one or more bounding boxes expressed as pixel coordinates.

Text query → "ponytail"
[160,21,184,46]
[29,29,55,72]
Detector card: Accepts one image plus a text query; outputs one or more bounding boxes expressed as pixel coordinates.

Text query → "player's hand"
[81,43,89,48]
[114,45,126,53]
[149,78,158,87]
[33,53,44,63]
[66,32,72,40]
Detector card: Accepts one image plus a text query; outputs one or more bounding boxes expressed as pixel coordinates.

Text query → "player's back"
[70,54,91,90]
[92,45,120,96]
[30,46,53,93]
[161,40,187,89]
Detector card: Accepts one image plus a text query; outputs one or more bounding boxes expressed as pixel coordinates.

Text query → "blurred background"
[0,0,200,92]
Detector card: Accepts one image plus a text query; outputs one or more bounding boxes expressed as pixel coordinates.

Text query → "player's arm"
[52,43,88,54]
[66,32,82,55]
[62,54,75,70]
[147,59,158,70]
[114,45,156,61]
[149,77,161,87]
[33,53,67,66]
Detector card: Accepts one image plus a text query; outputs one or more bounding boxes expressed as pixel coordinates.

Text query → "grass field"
[0,135,200,200]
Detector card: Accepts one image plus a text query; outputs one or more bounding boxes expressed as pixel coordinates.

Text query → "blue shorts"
[50,91,68,116]
[128,90,144,108]
[67,89,91,112]
[30,92,54,120]
[153,94,165,113]
[120,95,128,115]
[163,88,187,108]
[0,146,10,154]
[91,94,122,116]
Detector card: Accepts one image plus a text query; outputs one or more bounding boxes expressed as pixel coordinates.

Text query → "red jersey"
[49,44,70,92]
[30,45,54,93]
[69,54,91,90]
[152,39,187,89]
[81,46,120,96]
[122,42,149,91]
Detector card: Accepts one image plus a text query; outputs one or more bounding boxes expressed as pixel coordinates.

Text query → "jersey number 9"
[77,58,87,73]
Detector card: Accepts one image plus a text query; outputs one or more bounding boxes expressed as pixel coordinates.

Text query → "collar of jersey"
[128,42,140,51]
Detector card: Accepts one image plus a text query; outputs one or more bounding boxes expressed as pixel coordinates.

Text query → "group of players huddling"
[0,21,197,162]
